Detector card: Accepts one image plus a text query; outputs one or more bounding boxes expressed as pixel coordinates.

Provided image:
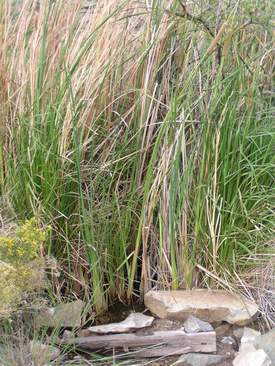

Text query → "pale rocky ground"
[11,290,273,366]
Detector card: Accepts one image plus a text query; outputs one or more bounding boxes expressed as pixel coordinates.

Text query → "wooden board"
[63,330,216,357]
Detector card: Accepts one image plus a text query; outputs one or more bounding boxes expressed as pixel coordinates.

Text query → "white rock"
[238,328,275,365]
[241,327,261,344]
[239,342,257,353]
[87,312,154,334]
[233,347,271,366]
[184,315,213,333]
[144,290,258,325]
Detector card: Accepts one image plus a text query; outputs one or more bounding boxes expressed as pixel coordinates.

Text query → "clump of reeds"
[0,0,274,321]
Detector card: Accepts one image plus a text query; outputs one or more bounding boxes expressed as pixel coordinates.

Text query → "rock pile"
[143,290,274,366]
[32,290,275,366]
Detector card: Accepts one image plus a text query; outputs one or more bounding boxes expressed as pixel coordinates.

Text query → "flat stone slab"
[144,290,258,325]
[87,312,154,334]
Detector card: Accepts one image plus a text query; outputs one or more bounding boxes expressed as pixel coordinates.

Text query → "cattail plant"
[0,0,274,319]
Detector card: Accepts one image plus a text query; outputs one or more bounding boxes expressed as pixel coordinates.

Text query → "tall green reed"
[0,0,273,311]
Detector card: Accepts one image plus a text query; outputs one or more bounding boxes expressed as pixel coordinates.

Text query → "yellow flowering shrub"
[0,218,50,317]
[0,262,21,316]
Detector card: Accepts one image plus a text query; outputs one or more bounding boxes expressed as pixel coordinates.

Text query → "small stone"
[87,313,154,334]
[241,327,261,344]
[30,341,60,364]
[176,353,226,366]
[220,335,237,353]
[144,290,258,325]
[183,315,213,333]
[221,336,236,346]
[233,346,271,366]
[35,300,85,328]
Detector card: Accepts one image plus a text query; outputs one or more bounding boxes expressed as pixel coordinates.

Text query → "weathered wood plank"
[124,345,193,358]
[63,330,216,356]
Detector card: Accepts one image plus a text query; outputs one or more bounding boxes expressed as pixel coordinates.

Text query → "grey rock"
[87,312,154,334]
[144,290,258,325]
[35,300,85,328]
[176,353,226,366]
[184,315,213,333]
[254,328,275,364]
